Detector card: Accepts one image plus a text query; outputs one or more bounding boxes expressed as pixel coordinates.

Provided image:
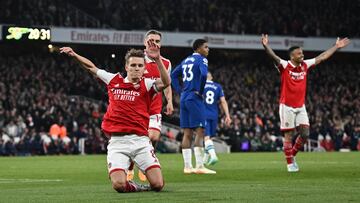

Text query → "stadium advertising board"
[51,27,144,45]
[2,25,51,42]
[51,27,360,52]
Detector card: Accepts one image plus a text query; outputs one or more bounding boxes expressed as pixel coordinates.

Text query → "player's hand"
[261,34,269,46]
[60,47,76,57]
[145,40,160,60]
[335,37,350,49]
[224,116,232,127]
[165,102,174,115]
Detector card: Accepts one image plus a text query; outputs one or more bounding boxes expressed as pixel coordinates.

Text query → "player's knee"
[283,130,294,140]
[112,180,127,193]
[299,126,310,139]
[150,180,164,192]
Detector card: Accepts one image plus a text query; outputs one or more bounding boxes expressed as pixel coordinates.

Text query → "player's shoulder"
[193,54,208,65]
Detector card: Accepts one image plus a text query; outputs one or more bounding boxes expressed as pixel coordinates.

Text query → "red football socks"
[283,141,293,164]
[292,136,305,156]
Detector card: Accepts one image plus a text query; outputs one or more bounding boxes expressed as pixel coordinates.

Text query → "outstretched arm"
[60,47,99,76]
[314,37,350,65]
[145,41,171,92]
[261,34,282,66]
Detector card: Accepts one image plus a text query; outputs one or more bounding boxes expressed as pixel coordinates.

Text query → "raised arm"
[60,47,99,76]
[314,37,350,65]
[261,34,282,66]
[145,41,170,92]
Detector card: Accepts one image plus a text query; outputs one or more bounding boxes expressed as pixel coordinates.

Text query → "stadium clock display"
[3,26,51,41]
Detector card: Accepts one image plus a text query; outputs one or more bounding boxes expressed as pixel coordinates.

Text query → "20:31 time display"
[5,26,51,41]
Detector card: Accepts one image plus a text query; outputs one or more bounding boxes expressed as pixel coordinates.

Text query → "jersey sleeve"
[144,78,158,91]
[199,58,208,94]
[304,58,316,70]
[276,59,288,72]
[167,61,172,73]
[96,69,117,85]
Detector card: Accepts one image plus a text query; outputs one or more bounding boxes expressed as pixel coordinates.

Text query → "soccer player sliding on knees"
[60,40,170,192]
[261,34,350,172]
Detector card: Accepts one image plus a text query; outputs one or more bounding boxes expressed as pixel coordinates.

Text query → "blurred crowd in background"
[1,0,359,37]
[0,51,359,156]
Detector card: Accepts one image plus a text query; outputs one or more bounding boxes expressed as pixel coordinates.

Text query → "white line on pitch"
[0,178,63,184]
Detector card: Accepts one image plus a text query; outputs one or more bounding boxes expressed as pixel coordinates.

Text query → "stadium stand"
[1,0,359,37]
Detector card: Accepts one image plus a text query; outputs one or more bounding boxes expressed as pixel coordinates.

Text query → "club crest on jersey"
[133,84,140,89]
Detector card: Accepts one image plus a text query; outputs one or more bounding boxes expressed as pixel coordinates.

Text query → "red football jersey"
[277,58,315,108]
[143,55,171,115]
[96,69,158,136]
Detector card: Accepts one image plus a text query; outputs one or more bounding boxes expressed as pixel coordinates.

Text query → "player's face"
[198,43,210,57]
[145,34,161,49]
[125,57,145,80]
[290,48,304,63]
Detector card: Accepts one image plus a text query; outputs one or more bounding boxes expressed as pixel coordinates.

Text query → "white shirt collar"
[124,77,141,84]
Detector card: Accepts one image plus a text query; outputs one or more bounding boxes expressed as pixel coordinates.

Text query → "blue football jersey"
[203,81,224,119]
[171,53,208,101]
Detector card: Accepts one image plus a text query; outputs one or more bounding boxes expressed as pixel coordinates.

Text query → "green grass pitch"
[0,152,359,203]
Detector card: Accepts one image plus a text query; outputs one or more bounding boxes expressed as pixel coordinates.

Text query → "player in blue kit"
[203,72,231,166]
[171,39,216,174]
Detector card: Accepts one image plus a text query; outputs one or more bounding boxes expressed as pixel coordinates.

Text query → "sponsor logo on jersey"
[289,70,306,80]
[111,88,140,101]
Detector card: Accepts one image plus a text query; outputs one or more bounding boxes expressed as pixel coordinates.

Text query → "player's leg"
[204,119,218,165]
[148,114,162,148]
[137,114,162,182]
[110,170,150,192]
[182,128,194,173]
[134,136,164,191]
[107,137,149,192]
[279,104,297,172]
[145,167,164,192]
[292,106,310,156]
[190,99,215,174]
[203,119,212,163]
[180,99,194,173]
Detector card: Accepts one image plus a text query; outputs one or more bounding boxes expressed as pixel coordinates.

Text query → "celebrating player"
[261,34,350,172]
[128,30,173,182]
[60,42,170,192]
[203,72,231,165]
[171,39,216,174]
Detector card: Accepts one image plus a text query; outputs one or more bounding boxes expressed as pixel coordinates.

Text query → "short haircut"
[124,49,145,64]
[288,46,301,56]
[192,39,207,51]
[145,30,162,38]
